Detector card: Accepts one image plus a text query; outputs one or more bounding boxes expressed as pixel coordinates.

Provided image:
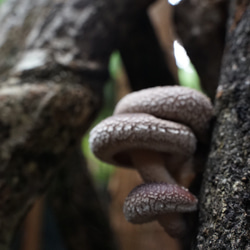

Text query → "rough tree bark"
[195,1,250,249]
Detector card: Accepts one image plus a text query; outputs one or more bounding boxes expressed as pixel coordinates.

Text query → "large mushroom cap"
[114,86,213,141]
[123,183,198,224]
[89,113,196,167]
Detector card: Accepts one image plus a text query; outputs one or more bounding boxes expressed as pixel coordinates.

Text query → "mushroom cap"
[123,183,198,224]
[89,113,196,167]
[114,86,213,141]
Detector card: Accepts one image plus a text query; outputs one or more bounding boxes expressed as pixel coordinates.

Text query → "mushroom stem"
[176,159,196,188]
[130,150,188,238]
[130,149,176,184]
[157,213,186,238]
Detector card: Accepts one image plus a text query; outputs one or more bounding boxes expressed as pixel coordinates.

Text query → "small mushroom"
[123,183,198,237]
[89,113,196,184]
[114,86,213,142]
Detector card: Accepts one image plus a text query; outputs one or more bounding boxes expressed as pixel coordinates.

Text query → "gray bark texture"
[195,0,250,249]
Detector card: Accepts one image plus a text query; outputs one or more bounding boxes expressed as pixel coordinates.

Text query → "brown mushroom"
[89,113,196,184]
[123,183,198,237]
[89,112,197,237]
[89,86,213,238]
[113,85,213,187]
[114,86,213,142]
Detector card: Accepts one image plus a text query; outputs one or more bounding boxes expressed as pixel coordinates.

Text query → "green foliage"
[82,134,114,185]
[109,51,122,78]
[178,64,201,91]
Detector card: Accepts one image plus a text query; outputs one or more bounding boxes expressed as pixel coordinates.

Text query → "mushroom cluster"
[89,86,213,238]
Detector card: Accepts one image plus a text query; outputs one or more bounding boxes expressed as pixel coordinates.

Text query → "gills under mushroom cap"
[114,86,213,141]
[89,113,196,167]
[123,183,198,224]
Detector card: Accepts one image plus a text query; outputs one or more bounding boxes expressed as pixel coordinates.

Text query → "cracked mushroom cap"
[123,183,198,224]
[89,113,196,167]
[114,86,213,141]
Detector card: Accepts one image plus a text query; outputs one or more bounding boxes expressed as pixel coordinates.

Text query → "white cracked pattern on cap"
[123,183,198,224]
[89,113,196,167]
[114,86,213,140]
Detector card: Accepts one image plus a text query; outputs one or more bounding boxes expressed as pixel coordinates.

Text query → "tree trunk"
[118,7,177,90]
[173,0,228,100]
[195,1,250,248]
